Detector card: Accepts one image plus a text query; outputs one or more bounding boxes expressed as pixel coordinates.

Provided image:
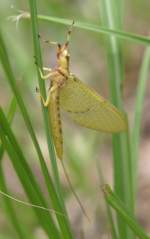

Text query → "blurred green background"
[0,0,150,238]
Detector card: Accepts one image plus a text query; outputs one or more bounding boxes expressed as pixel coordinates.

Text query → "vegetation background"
[0,0,150,238]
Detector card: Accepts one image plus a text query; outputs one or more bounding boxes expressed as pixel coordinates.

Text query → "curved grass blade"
[0,98,28,239]
[0,166,29,239]
[103,185,150,239]
[0,27,73,238]
[0,108,60,239]
[0,30,48,181]
[16,12,150,46]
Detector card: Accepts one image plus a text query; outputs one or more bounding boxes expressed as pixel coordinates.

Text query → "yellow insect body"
[39,23,127,160]
[49,87,63,160]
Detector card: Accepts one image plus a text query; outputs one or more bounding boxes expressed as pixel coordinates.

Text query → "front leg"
[36,84,58,107]
[39,67,54,80]
[43,67,52,71]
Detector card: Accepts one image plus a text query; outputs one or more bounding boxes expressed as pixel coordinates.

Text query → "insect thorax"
[52,69,68,88]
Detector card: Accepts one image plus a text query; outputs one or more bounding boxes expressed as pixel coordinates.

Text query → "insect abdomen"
[49,90,63,160]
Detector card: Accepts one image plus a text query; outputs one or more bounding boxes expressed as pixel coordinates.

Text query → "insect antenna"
[65,20,75,46]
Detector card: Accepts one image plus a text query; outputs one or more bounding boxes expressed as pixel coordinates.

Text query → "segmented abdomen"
[49,88,63,160]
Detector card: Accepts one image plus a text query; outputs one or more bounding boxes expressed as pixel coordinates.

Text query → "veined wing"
[59,75,127,133]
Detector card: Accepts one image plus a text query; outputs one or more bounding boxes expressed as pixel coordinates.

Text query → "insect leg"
[39,67,54,80]
[38,34,59,47]
[37,85,58,107]
[44,40,58,46]
[65,20,75,46]
[43,67,52,72]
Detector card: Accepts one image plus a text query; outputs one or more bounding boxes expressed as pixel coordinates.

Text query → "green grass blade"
[0,132,59,238]
[0,98,28,238]
[28,0,60,197]
[0,27,45,166]
[6,98,17,124]
[0,97,17,161]
[131,47,150,196]
[99,0,134,238]
[103,185,150,239]
[0,29,50,192]
[0,26,73,238]
[0,27,53,207]
[0,165,29,239]
[28,1,73,238]
[0,108,60,239]
[95,157,118,239]
[19,12,150,46]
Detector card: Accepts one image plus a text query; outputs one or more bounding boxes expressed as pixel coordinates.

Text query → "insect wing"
[60,75,127,133]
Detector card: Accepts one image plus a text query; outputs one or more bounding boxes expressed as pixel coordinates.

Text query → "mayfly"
[37,21,127,160]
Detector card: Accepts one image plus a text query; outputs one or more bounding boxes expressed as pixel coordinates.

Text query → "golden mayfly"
[37,21,127,160]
